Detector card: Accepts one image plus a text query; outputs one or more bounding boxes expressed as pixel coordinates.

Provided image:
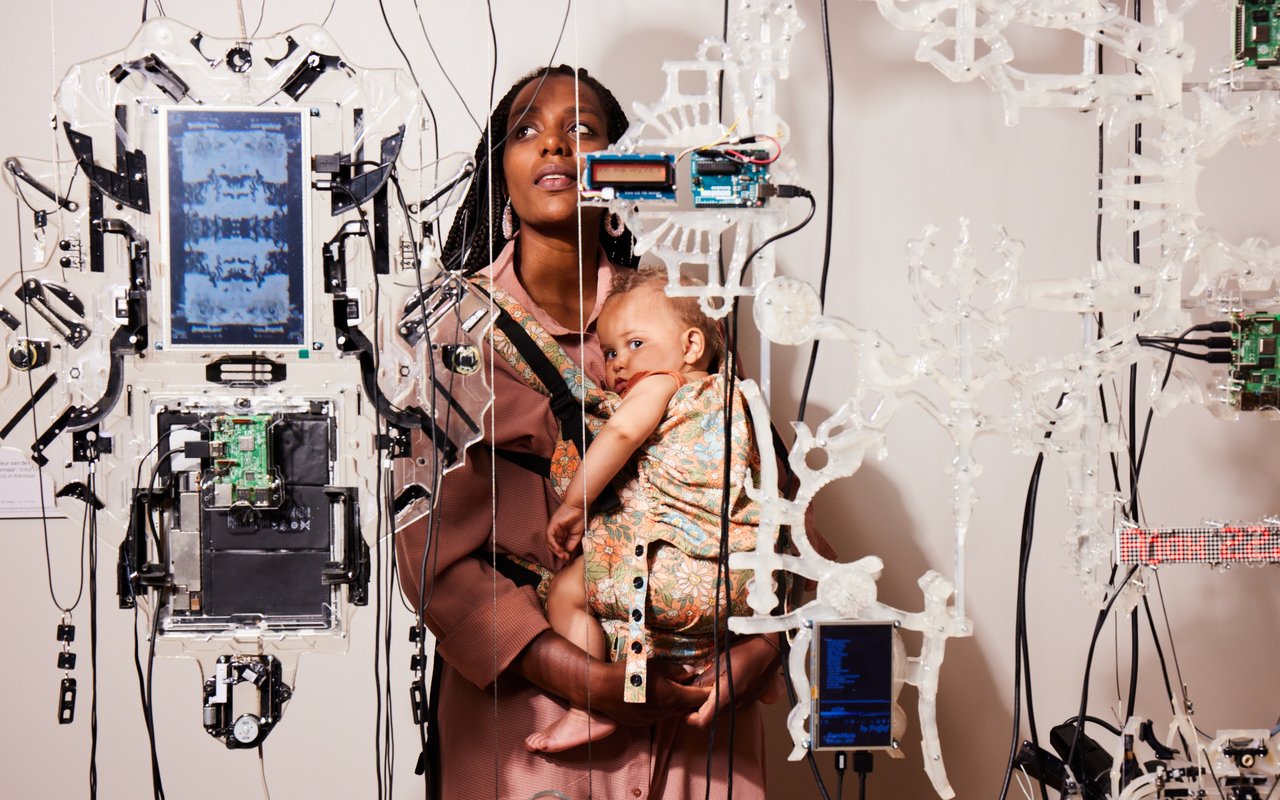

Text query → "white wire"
[257,745,273,800]
[1013,765,1034,800]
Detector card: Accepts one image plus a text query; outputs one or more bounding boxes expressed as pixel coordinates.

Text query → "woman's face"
[502,74,608,233]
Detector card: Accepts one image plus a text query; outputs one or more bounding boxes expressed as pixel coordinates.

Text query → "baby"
[525,266,760,753]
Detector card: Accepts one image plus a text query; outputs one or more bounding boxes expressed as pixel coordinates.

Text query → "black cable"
[703,186,817,797]
[1140,597,1182,726]
[365,168,393,800]
[1061,714,1123,736]
[146,601,165,794]
[707,284,740,800]
[741,190,817,276]
[88,470,99,799]
[1125,609,1139,720]
[834,751,847,799]
[1063,564,1140,789]
[1135,324,1224,479]
[131,599,166,799]
[999,408,1056,800]
[853,751,872,800]
[1203,751,1229,800]
[375,0,440,178]
[796,0,836,427]
[412,0,481,132]
[1122,0,1145,731]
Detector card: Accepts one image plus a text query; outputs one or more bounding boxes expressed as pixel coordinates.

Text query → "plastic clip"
[58,677,76,724]
[410,679,426,726]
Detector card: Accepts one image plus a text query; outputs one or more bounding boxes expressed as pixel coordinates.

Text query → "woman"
[396,65,780,799]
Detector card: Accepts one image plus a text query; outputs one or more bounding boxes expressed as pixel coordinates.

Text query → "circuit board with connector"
[1238,1,1280,68]
[690,150,770,208]
[208,414,279,506]
[1231,312,1280,409]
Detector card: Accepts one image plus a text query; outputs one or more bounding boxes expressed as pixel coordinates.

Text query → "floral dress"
[473,277,761,703]
[584,371,760,702]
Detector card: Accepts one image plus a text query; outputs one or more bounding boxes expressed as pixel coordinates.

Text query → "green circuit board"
[1231,313,1280,409]
[690,150,770,208]
[209,414,276,504]
[1238,1,1280,68]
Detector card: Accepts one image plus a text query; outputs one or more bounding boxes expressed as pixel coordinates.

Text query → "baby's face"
[598,289,694,393]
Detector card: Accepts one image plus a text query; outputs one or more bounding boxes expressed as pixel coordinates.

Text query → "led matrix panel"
[1117,524,1280,566]
[164,108,308,348]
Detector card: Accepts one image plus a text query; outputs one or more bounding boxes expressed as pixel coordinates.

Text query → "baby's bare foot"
[525,707,617,753]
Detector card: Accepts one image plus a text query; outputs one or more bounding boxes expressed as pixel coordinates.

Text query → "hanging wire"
[483,3,502,793]
[14,201,87,615]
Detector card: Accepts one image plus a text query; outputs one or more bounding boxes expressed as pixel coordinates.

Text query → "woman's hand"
[515,630,711,726]
[545,503,586,561]
[685,635,784,729]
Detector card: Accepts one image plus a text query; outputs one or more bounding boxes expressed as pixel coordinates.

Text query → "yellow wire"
[677,107,750,161]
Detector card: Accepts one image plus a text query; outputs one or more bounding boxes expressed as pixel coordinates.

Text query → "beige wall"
[1,2,1277,798]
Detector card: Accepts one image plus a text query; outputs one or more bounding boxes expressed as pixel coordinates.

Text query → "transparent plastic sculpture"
[603,0,804,319]
[607,1,1280,795]
[0,16,481,747]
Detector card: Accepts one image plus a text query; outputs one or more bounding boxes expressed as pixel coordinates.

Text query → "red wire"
[724,134,781,165]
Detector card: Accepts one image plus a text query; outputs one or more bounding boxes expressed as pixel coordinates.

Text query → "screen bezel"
[159,106,312,351]
[810,620,897,752]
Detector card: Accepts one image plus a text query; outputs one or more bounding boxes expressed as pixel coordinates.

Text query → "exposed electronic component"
[690,149,770,208]
[206,414,282,509]
[1238,1,1280,68]
[202,654,292,749]
[582,153,676,201]
[7,338,51,371]
[1230,312,1280,410]
[1117,523,1280,566]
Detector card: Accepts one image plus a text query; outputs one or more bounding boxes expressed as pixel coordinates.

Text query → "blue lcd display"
[165,109,307,348]
[812,621,895,750]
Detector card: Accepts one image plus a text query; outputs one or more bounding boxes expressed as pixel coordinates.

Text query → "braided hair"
[441,65,639,273]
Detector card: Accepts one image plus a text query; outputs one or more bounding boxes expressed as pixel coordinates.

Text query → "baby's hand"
[545,503,586,561]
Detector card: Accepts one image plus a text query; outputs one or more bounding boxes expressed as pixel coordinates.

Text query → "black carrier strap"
[491,305,594,459]
[486,300,619,513]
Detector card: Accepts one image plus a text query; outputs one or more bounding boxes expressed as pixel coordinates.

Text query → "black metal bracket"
[71,426,112,463]
[280,51,349,100]
[29,220,147,465]
[321,199,456,462]
[109,53,190,103]
[321,220,366,294]
[117,488,171,609]
[63,123,149,213]
[328,126,405,216]
[205,355,287,387]
[55,481,105,510]
[15,278,90,347]
[3,157,79,212]
[264,35,299,67]
[321,487,369,606]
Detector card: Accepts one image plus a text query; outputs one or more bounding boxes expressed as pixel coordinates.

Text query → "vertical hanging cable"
[568,2,598,790]
[795,0,836,425]
[482,3,500,796]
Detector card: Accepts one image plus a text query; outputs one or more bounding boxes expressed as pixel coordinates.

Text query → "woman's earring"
[605,210,625,238]
[502,200,516,240]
